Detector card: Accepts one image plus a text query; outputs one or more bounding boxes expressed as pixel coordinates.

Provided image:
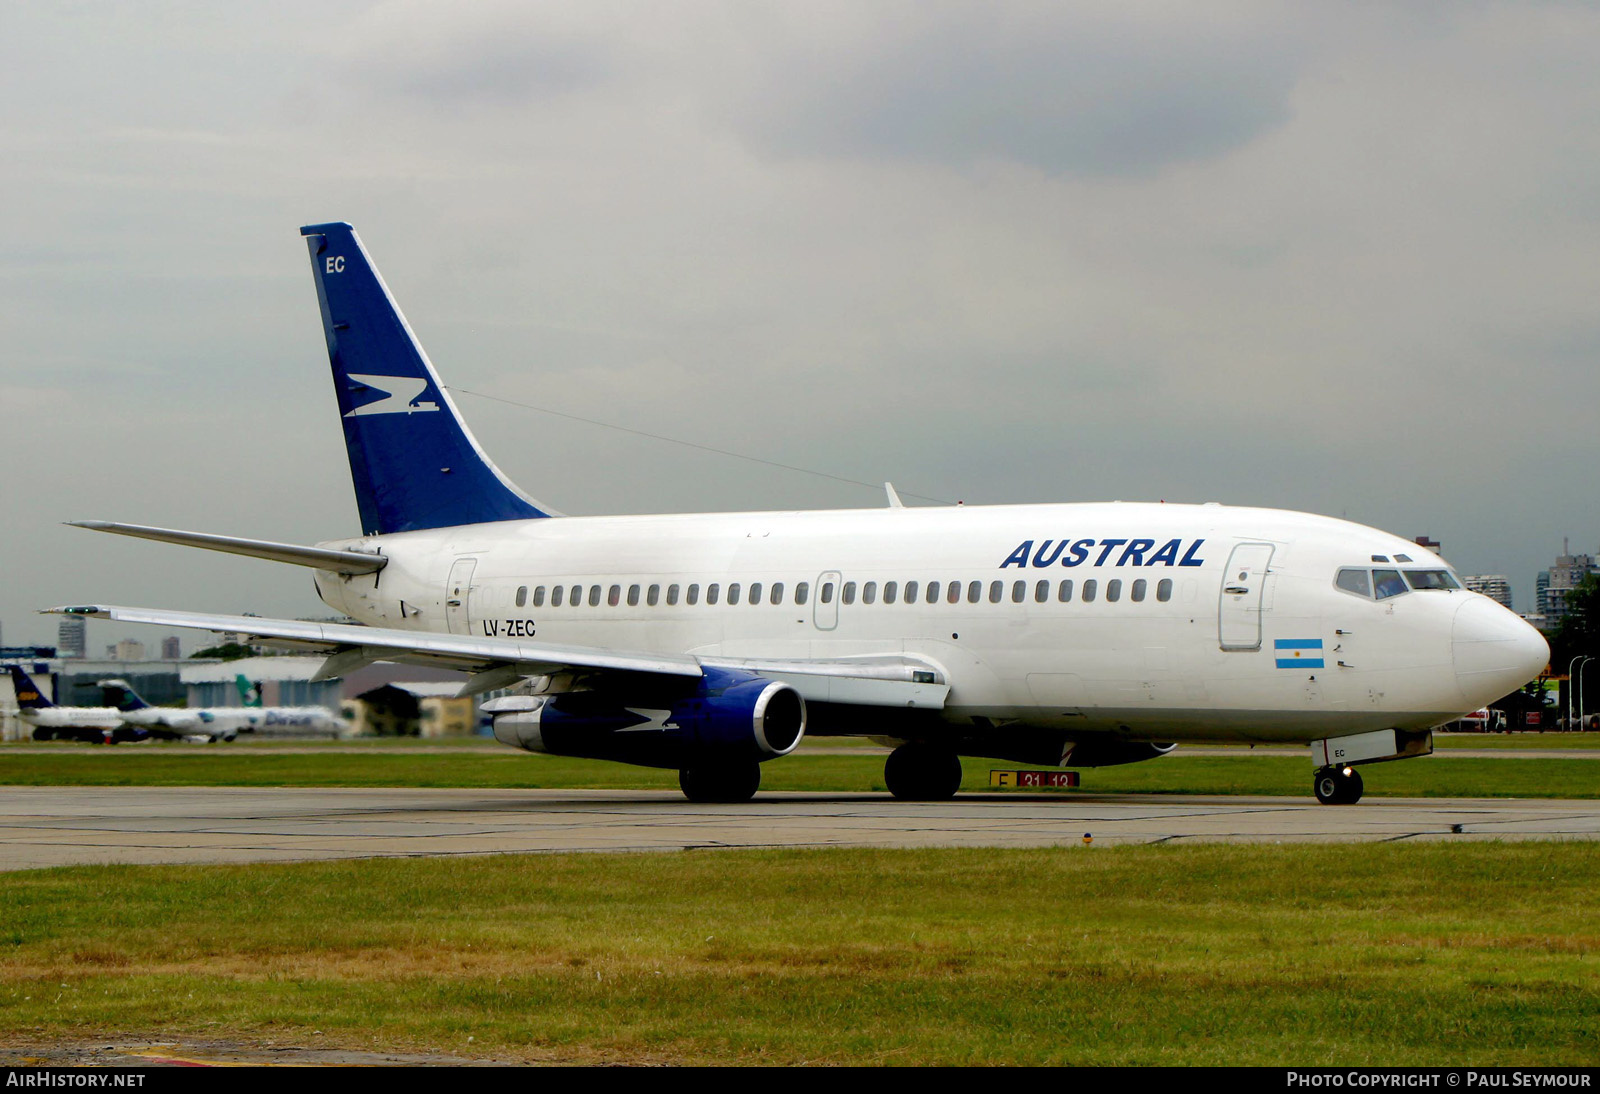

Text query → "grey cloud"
[728,7,1311,175]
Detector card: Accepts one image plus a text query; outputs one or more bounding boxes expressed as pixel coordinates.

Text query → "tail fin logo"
[344,374,441,418]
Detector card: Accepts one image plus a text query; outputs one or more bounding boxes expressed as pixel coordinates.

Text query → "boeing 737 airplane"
[99,678,344,740]
[51,222,1549,804]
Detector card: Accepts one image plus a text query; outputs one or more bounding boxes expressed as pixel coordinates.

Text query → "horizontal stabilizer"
[66,522,387,575]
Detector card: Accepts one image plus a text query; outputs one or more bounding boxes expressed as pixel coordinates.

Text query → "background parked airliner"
[9,665,133,744]
[53,223,1549,804]
[99,678,343,740]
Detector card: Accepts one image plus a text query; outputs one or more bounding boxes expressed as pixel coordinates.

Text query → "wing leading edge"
[43,606,949,709]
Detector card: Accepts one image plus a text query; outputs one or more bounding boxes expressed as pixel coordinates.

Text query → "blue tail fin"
[300,222,556,535]
[99,679,148,711]
[8,665,54,709]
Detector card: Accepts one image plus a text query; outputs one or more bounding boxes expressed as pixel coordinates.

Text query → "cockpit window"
[1373,569,1408,600]
[1336,568,1371,598]
[1404,569,1460,591]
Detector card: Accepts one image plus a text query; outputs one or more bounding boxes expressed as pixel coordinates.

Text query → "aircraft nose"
[1452,596,1549,707]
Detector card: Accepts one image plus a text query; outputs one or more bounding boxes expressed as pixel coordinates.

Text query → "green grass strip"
[0,748,1595,799]
[0,843,1594,1065]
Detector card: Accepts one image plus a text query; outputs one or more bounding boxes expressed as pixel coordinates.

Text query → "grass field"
[1,743,1595,799]
[0,843,1594,1065]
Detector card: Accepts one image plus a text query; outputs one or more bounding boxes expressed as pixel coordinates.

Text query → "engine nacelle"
[486,667,806,769]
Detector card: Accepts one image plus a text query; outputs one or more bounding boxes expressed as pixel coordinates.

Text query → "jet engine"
[486,667,805,769]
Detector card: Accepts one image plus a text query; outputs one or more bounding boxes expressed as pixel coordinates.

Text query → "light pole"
[1580,657,1596,732]
[1568,656,1588,729]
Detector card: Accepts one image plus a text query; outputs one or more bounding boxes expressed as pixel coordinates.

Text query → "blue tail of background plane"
[98,679,149,711]
[300,222,556,536]
[8,665,54,709]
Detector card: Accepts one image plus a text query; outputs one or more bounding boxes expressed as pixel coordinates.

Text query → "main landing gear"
[884,743,963,801]
[1314,765,1364,805]
[679,759,762,804]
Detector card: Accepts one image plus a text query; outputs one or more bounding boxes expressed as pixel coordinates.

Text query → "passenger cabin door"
[814,570,841,631]
[1218,543,1274,651]
[445,557,477,636]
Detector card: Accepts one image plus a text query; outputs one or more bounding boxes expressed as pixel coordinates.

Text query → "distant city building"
[161,636,181,660]
[113,639,146,662]
[57,617,87,660]
[1414,535,1441,554]
[1463,575,1513,611]
[1537,538,1598,623]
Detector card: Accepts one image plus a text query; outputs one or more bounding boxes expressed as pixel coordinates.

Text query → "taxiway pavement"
[1,787,1597,870]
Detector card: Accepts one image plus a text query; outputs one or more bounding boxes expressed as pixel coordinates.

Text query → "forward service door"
[1218,543,1274,651]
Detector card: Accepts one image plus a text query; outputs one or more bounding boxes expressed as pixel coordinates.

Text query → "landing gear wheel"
[1313,766,1363,805]
[31,728,54,742]
[884,743,963,801]
[679,760,761,803]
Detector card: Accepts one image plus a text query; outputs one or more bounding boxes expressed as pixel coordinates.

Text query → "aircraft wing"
[44,606,949,708]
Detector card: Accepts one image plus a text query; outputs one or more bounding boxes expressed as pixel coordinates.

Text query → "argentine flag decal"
[1274,638,1325,669]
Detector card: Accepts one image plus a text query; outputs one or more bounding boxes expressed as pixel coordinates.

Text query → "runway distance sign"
[989,770,1079,789]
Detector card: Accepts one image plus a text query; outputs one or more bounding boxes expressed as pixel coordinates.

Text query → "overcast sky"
[4,1,1598,651]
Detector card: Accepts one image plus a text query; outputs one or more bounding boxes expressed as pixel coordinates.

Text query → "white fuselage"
[311,501,1547,745]
[119,706,344,738]
[19,706,124,732]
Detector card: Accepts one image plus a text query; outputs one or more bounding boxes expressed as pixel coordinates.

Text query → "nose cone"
[1453,596,1549,707]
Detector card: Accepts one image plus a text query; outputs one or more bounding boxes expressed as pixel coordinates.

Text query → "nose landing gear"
[1314,765,1364,805]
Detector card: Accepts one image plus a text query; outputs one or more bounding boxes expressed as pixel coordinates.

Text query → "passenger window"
[884,581,898,604]
[570,586,582,607]
[1012,580,1026,604]
[987,581,1001,604]
[728,583,741,605]
[1035,580,1049,603]
[795,582,809,606]
[687,584,700,606]
[1157,579,1173,602]
[588,585,601,607]
[1373,569,1407,600]
[647,584,660,606]
[951,582,965,604]
[515,586,528,608]
[533,586,546,608]
[821,582,834,604]
[842,582,857,605]
[1082,579,1098,603]
[1336,568,1372,598]
[627,584,640,607]
[863,581,877,605]
[1058,579,1073,603]
[1106,579,1122,603]
[708,583,721,605]
[608,585,621,607]
[667,584,680,606]
[904,580,918,603]
[770,582,784,605]
[552,585,565,607]
[748,582,762,605]
[1131,579,1146,602]
[921,581,935,603]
